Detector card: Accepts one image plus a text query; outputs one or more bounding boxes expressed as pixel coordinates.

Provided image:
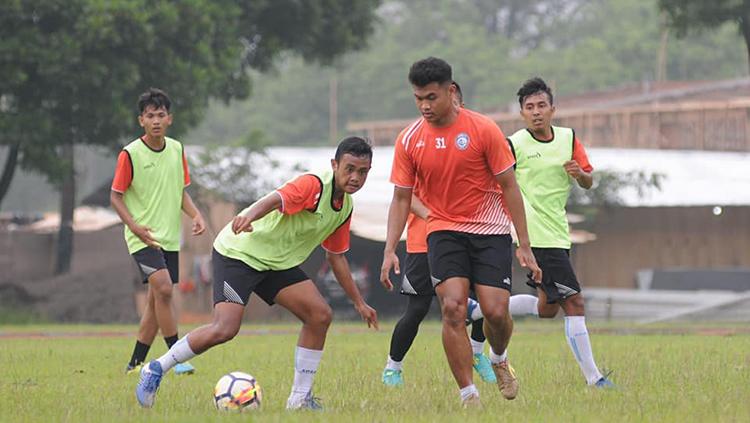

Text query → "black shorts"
[212,249,309,306]
[427,231,513,292]
[400,253,434,296]
[132,247,179,284]
[525,248,581,304]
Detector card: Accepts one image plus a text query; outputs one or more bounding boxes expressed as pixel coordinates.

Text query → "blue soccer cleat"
[382,368,404,386]
[136,360,163,408]
[594,376,616,389]
[466,298,482,325]
[472,353,497,383]
[174,361,195,375]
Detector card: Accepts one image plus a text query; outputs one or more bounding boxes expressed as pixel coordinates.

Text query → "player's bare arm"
[410,194,429,220]
[495,169,542,282]
[231,191,283,234]
[326,251,379,330]
[563,160,593,189]
[181,191,206,235]
[380,186,413,290]
[110,190,161,249]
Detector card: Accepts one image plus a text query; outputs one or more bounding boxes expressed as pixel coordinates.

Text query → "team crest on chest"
[455,133,470,150]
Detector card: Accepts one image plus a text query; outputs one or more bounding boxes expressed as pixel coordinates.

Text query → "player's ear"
[330,158,338,171]
[138,114,144,127]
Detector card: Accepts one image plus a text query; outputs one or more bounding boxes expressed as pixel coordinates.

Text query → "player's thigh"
[400,252,434,296]
[211,249,263,307]
[469,233,513,292]
[534,248,581,305]
[273,279,332,324]
[427,230,471,285]
[434,276,470,320]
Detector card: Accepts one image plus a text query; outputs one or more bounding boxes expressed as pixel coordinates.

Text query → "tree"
[659,0,750,72]
[0,0,380,274]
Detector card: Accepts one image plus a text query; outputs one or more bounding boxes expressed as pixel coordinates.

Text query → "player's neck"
[141,134,166,150]
[529,126,553,141]
[430,106,460,128]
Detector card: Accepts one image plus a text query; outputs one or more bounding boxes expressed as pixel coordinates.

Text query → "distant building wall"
[573,206,750,289]
[348,100,750,152]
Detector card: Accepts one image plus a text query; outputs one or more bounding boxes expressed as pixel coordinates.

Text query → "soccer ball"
[214,371,262,411]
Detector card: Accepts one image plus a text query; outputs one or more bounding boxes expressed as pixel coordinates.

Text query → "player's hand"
[355,301,379,330]
[516,245,542,283]
[379,251,400,291]
[192,213,206,236]
[563,160,583,179]
[231,213,254,235]
[131,224,162,249]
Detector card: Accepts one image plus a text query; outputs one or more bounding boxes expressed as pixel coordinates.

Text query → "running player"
[380,57,542,407]
[136,137,379,410]
[507,77,614,388]
[381,83,495,387]
[111,88,205,376]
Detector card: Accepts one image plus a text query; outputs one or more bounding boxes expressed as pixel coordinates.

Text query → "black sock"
[129,341,151,367]
[389,295,433,361]
[470,318,486,343]
[164,334,179,349]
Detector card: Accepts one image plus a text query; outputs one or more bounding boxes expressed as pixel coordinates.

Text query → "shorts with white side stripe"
[211,249,308,306]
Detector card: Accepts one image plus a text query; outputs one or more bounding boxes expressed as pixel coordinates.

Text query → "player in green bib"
[137,137,379,410]
[111,88,206,376]
[507,78,614,388]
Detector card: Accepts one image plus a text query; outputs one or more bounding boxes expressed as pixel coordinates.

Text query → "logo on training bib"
[455,133,470,150]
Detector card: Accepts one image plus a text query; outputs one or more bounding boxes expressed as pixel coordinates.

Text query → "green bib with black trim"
[509,126,575,249]
[213,170,353,271]
[122,137,184,253]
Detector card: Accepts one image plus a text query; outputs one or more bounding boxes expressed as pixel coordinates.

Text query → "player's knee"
[213,322,240,344]
[481,305,508,325]
[409,298,431,319]
[440,298,466,326]
[151,281,173,302]
[565,294,585,315]
[308,304,333,329]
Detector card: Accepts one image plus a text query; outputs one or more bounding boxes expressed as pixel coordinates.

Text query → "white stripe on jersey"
[449,191,511,235]
[401,118,424,151]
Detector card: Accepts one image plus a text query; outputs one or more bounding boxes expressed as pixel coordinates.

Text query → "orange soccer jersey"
[391,108,516,237]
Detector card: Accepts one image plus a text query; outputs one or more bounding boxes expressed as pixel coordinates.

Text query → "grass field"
[1,320,749,422]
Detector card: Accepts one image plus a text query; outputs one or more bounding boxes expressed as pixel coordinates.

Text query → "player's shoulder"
[460,109,501,133]
[122,137,142,151]
[396,117,426,146]
[165,136,183,149]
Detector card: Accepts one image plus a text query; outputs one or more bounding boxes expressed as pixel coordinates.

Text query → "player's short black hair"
[138,88,171,114]
[453,81,463,103]
[517,77,553,107]
[408,57,453,87]
[335,136,372,162]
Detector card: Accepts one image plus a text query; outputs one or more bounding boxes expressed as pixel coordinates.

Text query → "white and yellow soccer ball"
[214,371,262,411]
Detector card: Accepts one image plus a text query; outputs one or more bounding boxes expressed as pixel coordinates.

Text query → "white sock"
[488,347,507,364]
[156,335,196,373]
[289,346,323,402]
[385,356,403,371]
[459,384,479,401]
[564,316,603,385]
[509,294,539,316]
[470,339,484,355]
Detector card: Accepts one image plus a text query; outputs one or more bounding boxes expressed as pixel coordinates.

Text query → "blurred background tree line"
[0,0,747,274]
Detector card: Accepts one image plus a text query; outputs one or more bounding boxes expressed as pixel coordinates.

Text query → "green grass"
[1,321,749,422]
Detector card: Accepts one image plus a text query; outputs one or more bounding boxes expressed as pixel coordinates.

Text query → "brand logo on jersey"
[526,152,542,159]
[455,133,470,150]
[143,162,157,169]
[415,139,425,148]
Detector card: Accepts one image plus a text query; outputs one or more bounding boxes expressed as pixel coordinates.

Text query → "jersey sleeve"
[321,213,351,254]
[276,174,322,215]
[389,128,416,188]
[111,150,132,193]
[572,136,594,172]
[485,122,515,175]
[183,151,191,187]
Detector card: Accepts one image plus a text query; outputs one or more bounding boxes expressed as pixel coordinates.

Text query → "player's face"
[138,105,172,139]
[331,153,372,194]
[520,92,555,132]
[412,82,455,125]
